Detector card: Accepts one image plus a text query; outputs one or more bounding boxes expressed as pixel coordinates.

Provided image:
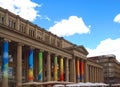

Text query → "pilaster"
[5,10,8,26]
[16,16,20,31]
[26,21,29,35]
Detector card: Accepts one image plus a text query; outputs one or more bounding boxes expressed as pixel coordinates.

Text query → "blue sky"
[0,0,120,61]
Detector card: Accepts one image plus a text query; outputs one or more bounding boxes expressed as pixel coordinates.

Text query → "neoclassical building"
[0,7,103,87]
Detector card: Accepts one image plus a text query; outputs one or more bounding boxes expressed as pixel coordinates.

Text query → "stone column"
[85,62,89,82]
[98,69,100,82]
[101,69,103,82]
[89,66,92,82]
[93,66,94,82]
[96,68,98,82]
[47,52,51,81]
[65,58,69,82]
[70,57,76,82]
[94,67,95,82]
[91,66,93,82]
[93,67,94,82]
[2,39,9,87]
[99,69,101,82]
[95,67,97,82]
[16,43,23,87]
[94,67,96,82]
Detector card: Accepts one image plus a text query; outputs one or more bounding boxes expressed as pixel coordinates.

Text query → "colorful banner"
[54,56,58,81]
[81,60,84,80]
[76,59,80,80]
[2,41,9,79]
[60,58,64,81]
[79,60,81,80]
[28,49,34,81]
[38,51,43,81]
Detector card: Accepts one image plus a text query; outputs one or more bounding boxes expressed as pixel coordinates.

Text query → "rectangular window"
[29,28,35,37]
[8,18,16,29]
[1,16,4,24]
[8,19,12,28]
[20,23,26,33]
[0,13,5,24]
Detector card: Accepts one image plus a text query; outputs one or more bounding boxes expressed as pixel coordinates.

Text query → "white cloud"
[48,16,90,37]
[87,38,120,62]
[0,0,40,21]
[44,15,51,21]
[39,15,51,21]
[114,14,120,23]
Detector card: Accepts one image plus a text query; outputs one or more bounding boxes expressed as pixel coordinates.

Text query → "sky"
[0,0,120,61]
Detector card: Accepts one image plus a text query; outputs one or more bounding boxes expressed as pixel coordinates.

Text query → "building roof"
[64,45,89,55]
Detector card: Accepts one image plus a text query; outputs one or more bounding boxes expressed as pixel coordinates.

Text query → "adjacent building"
[88,54,120,85]
[0,7,103,87]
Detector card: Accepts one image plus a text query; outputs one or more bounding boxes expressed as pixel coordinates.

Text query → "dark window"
[1,16,4,24]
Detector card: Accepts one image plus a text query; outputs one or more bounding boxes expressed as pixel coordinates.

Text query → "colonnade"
[88,65,103,82]
[1,39,71,87]
[1,40,87,87]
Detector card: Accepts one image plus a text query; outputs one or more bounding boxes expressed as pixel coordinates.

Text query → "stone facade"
[0,7,103,87]
[88,54,120,85]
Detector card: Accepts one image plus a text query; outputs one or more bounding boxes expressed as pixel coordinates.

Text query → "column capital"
[47,51,53,55]
[30,46,35,50]
[17,42,24,46]
[60,55,65,58]
[54,54,58,57]
[39,49,44,52]
[3,38,11,42]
